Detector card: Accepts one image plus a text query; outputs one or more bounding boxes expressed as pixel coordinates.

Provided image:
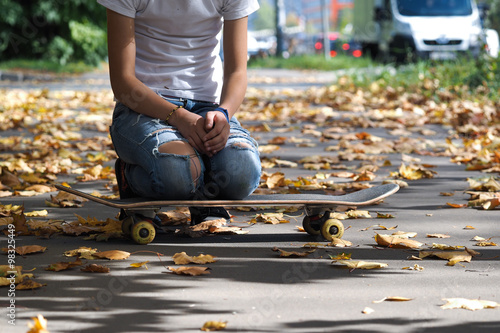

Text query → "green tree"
[0,0,107,66]
[252,1,275,30]
[480,0,500,32]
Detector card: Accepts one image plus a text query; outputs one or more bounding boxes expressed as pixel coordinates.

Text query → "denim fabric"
[109,98,261,200]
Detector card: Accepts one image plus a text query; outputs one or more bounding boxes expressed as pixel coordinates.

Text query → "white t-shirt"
[97,0,259,103]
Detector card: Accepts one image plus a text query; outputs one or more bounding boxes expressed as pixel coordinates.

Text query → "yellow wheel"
[131,220,156,245]
[302,216,321,236]
[321,219,344,241]
[121,216,134,236]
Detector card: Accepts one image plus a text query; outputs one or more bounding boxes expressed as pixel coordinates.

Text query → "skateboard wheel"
[121,216,134,236]
[321,219,344,241]
[131,220,156,245]
[302,216,321,236]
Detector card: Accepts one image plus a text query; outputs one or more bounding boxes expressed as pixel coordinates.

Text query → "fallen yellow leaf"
[46,258,82,272]
[272,247,316,257]
[441,298,500,311]
[93,250,130,260]
[427,233,450,238]
[419,248,479,266]
[328,238,353,247]
[373,296,413,303]
[172,252,217,265]
[64,247,98,259]
[25,210,48,217]
[1,245,46,255]
[16,279,46,290]
[375,234,423,249]
[130,261,149,269]
[27,314,49,333]
[431,243,464,250]
[201,320,227,331]
[402,264,424,271]
[335,260,388,270]
[167,266,211,276]
[362,307,375,314]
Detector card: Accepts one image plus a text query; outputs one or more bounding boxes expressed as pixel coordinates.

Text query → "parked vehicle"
[352,0,484,61]
[313,32,363,58]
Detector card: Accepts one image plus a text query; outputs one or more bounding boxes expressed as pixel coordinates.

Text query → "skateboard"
[55,183,399,245]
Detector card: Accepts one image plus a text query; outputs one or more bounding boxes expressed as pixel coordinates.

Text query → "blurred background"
[0,0,498,73]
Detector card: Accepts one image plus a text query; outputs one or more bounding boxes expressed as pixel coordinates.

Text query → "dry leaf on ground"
[81,264,110,273]
[172,252,217,265]
[328,238,353,247]
[272,247,316,257]
[46,258,82,271]
[16,279,46,290]
[440,298,500,311]
[373,296,413,303]
[64,247,98,259]
[201,320,227,331]
[167,266,211,276]
[419,248,479,266]
[252,212,289,224]
[402,264,424,271]
[0,265,33,285]
[93,250,130,260]
[362,307,375,314]
[1,245,46,255]
[27,314,49,333]
[334,260,388,270]
[427,233,450,238]
[130,261,149,269]
[375,234,423,249]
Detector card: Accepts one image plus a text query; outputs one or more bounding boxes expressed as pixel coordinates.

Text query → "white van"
[353,0,483,61]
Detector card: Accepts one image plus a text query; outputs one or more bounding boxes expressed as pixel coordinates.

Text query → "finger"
[204,123,227,147]
[188,133,208,155]
[205,113,216,131]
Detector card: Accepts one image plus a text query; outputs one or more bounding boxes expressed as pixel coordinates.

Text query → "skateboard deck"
[55,183,399,244]
[55,183,399,210]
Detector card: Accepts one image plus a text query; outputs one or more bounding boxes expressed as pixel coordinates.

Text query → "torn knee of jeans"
[154,139,193,157]
[228,142,253,150]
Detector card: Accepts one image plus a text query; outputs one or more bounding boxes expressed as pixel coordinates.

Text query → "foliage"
[0,58,94,74]
[248,54,373,71]
[350,55,500,100]
[0,0,107,66]
[250,0,275,30]
[482,0,500,33]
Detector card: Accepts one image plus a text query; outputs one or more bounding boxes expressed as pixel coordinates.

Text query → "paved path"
[0,69,499,333]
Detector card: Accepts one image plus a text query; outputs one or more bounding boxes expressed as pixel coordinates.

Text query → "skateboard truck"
[120,207,161,245]
[302,208,344,241]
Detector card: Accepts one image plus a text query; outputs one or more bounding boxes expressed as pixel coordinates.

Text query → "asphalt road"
[1,69,499,333]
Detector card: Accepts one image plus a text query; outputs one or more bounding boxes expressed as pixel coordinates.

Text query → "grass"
[248,54,373,71]
[0,59,97,74]
[354,55,500,99]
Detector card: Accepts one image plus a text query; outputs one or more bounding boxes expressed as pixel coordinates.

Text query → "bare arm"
[203,16,250,153]
[220,16,250,118]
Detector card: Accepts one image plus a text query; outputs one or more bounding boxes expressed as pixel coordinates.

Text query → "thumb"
[205,113,216,131]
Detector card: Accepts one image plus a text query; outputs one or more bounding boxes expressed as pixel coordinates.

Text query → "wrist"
[166,106,186,126]
[215,106,230,122]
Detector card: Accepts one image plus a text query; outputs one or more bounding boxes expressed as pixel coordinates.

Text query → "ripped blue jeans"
[109,99,261,200]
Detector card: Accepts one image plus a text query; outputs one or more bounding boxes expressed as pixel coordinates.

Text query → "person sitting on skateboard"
[98,0,262,224]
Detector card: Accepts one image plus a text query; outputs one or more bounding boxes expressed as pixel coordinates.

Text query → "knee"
[207,145,261,199]
[151,141,202,199]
